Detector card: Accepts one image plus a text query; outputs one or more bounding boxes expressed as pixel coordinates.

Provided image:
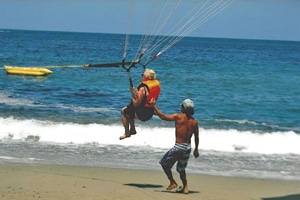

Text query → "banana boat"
[4,66,52,76]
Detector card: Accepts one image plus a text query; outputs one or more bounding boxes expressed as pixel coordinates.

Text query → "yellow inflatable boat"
[4,66,53,76]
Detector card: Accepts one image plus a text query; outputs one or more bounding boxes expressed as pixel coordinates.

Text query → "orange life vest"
[137,79,161,108]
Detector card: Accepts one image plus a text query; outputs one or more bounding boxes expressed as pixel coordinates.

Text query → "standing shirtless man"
[151,98,199,194]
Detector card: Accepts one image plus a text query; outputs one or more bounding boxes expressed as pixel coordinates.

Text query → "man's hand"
[149,97,156,106]
[130,87,136,99]
[130,87,135,93]
[193,149,199,158]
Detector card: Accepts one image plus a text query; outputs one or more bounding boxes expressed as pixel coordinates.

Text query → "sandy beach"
[0,163,299,200]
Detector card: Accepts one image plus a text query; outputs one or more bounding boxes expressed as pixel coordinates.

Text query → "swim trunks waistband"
[174,143,191,151]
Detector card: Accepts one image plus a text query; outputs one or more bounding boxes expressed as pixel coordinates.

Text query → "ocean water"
[0,29,300,181]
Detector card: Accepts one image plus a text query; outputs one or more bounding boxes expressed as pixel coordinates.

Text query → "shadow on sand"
[124,183,163,189]
[262,194,300,200]
[124,183,200,194]
[159,189,200,194]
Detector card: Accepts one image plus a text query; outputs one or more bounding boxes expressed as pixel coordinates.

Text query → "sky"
[0,0,299,41]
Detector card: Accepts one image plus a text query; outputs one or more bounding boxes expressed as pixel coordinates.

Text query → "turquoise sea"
[0,29,300,180]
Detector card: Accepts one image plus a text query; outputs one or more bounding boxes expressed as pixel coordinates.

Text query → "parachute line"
[123,0,135,61]
[125,0,235,67]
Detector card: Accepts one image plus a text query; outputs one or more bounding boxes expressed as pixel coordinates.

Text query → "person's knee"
[161,163,173,171]
[176,167,186,174]
[121,107,125,115]
[121,106,130,116]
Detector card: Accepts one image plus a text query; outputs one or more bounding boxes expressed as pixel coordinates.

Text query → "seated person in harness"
[119,69,161,140]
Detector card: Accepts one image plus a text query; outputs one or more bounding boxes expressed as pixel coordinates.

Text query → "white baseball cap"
[181,99,194,115]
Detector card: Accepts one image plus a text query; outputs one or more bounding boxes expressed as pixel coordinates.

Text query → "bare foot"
[119,134,131,140]
[166,183,177,190]
[177,186,189,194]
[129,129,137,135]
[183,186,189,194]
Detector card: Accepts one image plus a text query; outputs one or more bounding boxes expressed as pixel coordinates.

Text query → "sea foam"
[1,117,299,155]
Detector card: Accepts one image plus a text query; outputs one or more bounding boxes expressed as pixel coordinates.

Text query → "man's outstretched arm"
[151,98,177,121]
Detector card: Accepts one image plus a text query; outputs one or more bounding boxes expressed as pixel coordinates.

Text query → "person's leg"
[176,149,190,194]
[120,107,131,140]
[178,170,188,194]
[162,165,177,190]
[121,107,130,133]
[160,148,178,190]
[129,115,137,135]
